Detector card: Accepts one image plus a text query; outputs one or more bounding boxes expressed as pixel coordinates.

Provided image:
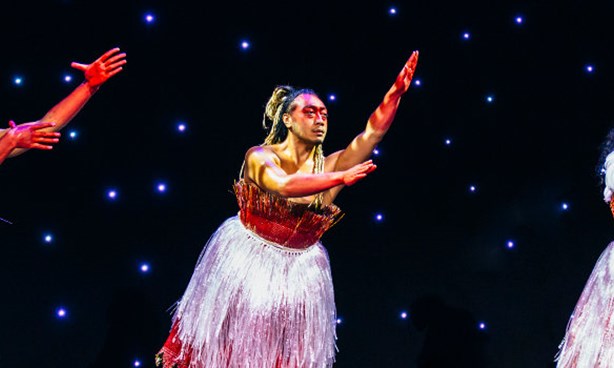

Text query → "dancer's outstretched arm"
[320,51,419,203]
[244,145,377,198]
[1,47,127,159]
[329,50,419,172]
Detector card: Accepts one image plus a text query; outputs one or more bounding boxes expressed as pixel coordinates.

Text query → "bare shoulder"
[245,145,265,159]
[246,145,272,159]
[245,145,281,166]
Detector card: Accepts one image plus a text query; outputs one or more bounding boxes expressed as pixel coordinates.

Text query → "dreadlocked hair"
[260,85,326,210]
[311,143,325,209]
[262,85,316,144]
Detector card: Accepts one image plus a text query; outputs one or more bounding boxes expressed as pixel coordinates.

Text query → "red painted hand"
[7,120,60,150]
[71,47,127,88]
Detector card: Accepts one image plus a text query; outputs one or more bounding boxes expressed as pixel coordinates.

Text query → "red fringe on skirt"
[156,321,288,368]
[155,323,192,368]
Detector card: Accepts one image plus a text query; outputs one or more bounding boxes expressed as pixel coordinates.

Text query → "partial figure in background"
[156,50,419,368]
[0,47,127,165]
[555,126,614,367]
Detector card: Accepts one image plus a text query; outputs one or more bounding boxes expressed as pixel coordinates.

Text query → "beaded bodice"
[233,180,344,249]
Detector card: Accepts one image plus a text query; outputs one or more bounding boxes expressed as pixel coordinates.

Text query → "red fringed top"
[610,196,614,218]
[234,180,344,249]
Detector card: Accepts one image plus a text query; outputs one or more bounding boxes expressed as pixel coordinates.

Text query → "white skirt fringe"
[172,215,338,367]
[556,241,614,367]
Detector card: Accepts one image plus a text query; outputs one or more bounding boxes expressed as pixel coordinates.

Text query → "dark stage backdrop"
[1,1,614,367]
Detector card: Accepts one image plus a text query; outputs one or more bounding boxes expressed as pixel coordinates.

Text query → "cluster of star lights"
[9,7,590,366]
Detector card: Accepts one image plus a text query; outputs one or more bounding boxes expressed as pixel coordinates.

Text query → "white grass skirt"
[556,241,614,367]
[171,215,338,367]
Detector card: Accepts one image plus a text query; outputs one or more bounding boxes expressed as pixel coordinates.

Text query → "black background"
[2,1,614,367]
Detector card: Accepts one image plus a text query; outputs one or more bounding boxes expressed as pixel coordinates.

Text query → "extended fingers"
[30,143,54,150]
[403,51,419,74]
[355,161,376,174]
[33,131,60,138]
[105,68,123,79]
[33,137,60,144]
[98,47,122,63]
[408,50,419,69]
[105,59,126,75]
[32,122,57,130]
[96,56,126,80]
[359,164,376,174]
[360,160,376,169]
[107,59,127,70]
[105,53,127,66]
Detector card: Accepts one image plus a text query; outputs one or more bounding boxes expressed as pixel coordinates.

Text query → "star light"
[144,13,156,24]
[56,307,67,319]
[107,189,118,200]
[156,182,167,193]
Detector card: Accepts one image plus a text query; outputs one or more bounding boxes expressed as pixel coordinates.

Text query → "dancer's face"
[283,94,328,144]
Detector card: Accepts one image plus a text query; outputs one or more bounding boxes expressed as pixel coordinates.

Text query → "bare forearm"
[9,82,97,158]
[276,172,345,197]
[366,52,417,140]
[334,92,403,171]
[334,52,418,172]
[367,90,403,140]
[40,82,99,131]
